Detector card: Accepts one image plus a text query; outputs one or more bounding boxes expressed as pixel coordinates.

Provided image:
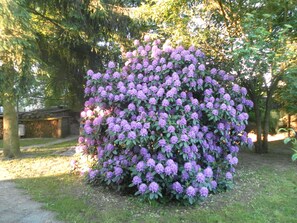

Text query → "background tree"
[139,0,297,153]
[229,13,296,153]
[0,0,37,157]
[26,0,146,110]
[0,0,146,158]
[276,67,297,114]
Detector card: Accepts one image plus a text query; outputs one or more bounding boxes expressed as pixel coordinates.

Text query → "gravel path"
[0,166,64,223]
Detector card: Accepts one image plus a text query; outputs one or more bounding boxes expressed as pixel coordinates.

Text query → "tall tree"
[230,13,296,153]
[26,0,145,110]
[0,0,37,157]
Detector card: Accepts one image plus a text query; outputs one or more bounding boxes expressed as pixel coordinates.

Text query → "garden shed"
[0,108,79,139]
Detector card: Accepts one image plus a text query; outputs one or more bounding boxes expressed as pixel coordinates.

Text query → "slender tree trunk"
[254,100,263,153]
[262,96,273,153]
[262,74,282,153]
[287,114,291,137]
[2,70,20,158]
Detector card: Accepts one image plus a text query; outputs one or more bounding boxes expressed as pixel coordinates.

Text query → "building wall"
[0,116,71,139]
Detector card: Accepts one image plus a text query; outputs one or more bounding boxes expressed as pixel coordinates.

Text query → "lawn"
[0,140,296,223]
[0,138,54,148]
[0,138,77,149]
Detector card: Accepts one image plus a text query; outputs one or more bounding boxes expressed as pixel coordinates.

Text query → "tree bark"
[2,71,20,158]
[262,95,273,153]
[253,99,264,153]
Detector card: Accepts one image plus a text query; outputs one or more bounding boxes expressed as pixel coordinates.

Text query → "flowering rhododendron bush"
[76,36,253,204]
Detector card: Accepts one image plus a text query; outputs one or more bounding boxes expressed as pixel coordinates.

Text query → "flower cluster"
[77,36,253,204]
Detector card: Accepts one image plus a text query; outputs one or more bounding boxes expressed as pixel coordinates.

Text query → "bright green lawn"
[0,141,296,223]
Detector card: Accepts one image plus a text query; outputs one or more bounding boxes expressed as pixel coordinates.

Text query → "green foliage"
[25,0,146,110]
[279,128,297,161]
[276,66,297,114]
[0,0,37,98]
[136,0,230,59]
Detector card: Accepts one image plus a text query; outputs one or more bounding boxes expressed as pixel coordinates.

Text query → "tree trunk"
[254,100,264,153]
[2,72,20,158]
[262,98,272,153]
[287,114,291,137]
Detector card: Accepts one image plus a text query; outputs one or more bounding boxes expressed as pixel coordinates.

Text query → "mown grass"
[0,141,296,223]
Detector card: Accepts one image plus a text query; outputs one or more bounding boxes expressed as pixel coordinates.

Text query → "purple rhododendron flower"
[112,124,121,133]
[155,163,164,174]
[158,119,167,128]
[89,170,99,179]
[159,139,167,147]
[167,125,175,133]
[170,136,178,144]
[200,187,208,197]
[128,131,136,139]
[138,183,147,194]
[114,167,123,176]
[181,134,189,142]
[106,171,113,179]
[84,126,93,135]
[196,172,205,183]
[149,98,157,105]
[132,176,142,185]
[136,161,146,172]
[226,172,233,180]
[223,93,231,101]
[184,105,191,112]
[198,64,205,71]
[165,145,172,153]
[172,182,183,194]
[186,186,196,197]
[147,158,156,167]
[212,109,219,116]
[149,182,159,193]
[140,128,148,137]
[184,162,192,171]
[146,172,154,181]
[108,61,115,69]
[211,180,217,189]
[203,167,213,178]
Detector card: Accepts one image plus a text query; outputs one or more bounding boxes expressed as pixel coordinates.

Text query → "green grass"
[0,143,296,223]
[0,138,77,149]
[46,139,77,148]
[0,138,55,148]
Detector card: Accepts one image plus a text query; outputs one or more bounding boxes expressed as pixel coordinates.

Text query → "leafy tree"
[139,0,297,153]
[230,13,296,153]
[276,67,297,114]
